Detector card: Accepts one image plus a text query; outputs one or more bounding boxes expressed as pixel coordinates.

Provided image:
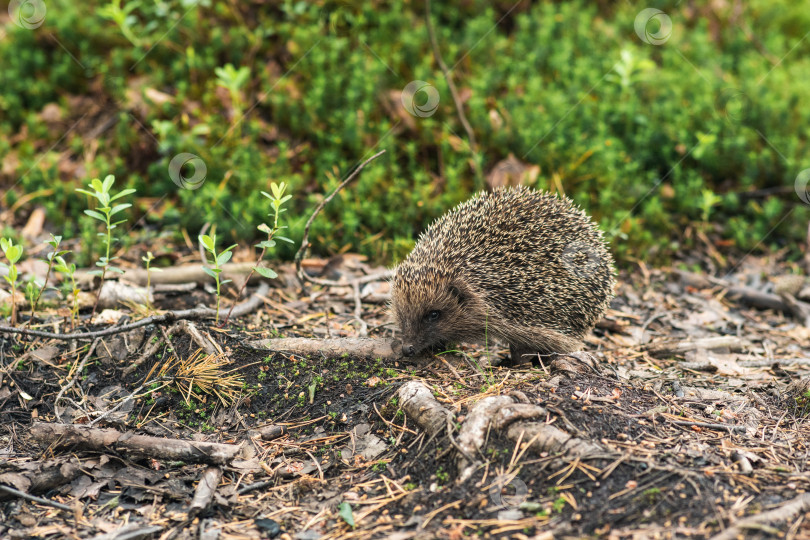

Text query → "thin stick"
[0,283,269,341]
[670,420,747,433]
[294,150,387,289]
[54,337,101,422]
[425,0,481,183]
[0,484,73,511]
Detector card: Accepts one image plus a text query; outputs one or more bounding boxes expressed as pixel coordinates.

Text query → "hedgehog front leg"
[504,325,582,366]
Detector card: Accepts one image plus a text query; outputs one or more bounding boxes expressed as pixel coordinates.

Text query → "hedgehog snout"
[402,343,417,356]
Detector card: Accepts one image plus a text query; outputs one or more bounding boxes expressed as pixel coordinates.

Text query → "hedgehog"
[390,186,615,364]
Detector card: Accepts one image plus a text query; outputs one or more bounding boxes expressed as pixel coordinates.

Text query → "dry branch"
[0,283,269,341]
[645,336,751,358]
[76,262,258,287]
[0,484,73,511]
[188,466,222,518]
[295,150,387,289]
[710,493,810,540]
[398,381,454,438]
[247,336,398,361]
[0,458,83,498]
[29,423,244,465]
[674,269,803,314]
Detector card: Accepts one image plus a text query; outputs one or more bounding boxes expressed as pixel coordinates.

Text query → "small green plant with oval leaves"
[75,175,136,318]
[199,233,237,323]
[0,238,24,325]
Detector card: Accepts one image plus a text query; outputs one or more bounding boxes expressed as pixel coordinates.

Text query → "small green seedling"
[98,0,142,47]
[141,251,162,312]
[29,234,69,319]
[76,174,136,318]
[215,63,251,126]
[199,233,236,323]
[0,238,23,325]
[53,255,79,330]
[223,181,293,324]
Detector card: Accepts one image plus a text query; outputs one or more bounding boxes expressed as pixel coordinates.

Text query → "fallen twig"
[247,336,398,361]
[710,492,810,540]
[30,423,244,465]
[54,337,102,422]
[188,466,222,518]
[0,483,72,511]
[76,262,257,288]
[669,420,748,433]
[398,380,454,438]
[645,336,750,358]
[0,283,269,341]
[295,150,387,289]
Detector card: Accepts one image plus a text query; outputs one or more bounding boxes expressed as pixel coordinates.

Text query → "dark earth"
[1,251,809,539]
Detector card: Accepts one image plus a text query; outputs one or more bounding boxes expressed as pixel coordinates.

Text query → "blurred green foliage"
[1,0,809,265]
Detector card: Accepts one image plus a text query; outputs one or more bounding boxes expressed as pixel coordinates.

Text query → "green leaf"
[257,240,276,249]
[257,223,272,234]
[84,209,106,221]
[0,238,10,252]
[88,270,103,277]
[199,235,215,252]
[107,266,125,274]
[254,266,278,279]
[216,251,232,266]
[338,502,355,528]
[8,267,17,282]
[110,188,136,201]
[110,203,132,216]
[101,174,115,193]
[220,278,232,285]
[6,245,23,263]
[202,267,218,279]
[90,178,104,193]
[47,235,62,248]
[276,236,295,244]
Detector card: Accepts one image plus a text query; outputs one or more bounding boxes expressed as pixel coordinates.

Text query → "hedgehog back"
[400,186,614,338]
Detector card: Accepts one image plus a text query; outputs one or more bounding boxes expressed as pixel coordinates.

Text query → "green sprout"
[0,238,24,325]
[223,181,293,324]
[199,233,236,323]
[29,234,69,319]
[53,255,79,330]
[141,251,162,313]
[76,174,136,318]
[215,63,251,129]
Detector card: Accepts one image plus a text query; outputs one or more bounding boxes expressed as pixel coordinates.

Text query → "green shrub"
[0,0,807,266]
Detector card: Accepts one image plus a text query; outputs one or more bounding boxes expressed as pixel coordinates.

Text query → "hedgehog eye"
[425,310,441,322]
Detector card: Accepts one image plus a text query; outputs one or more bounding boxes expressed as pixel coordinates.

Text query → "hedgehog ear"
[448,284,467,305]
